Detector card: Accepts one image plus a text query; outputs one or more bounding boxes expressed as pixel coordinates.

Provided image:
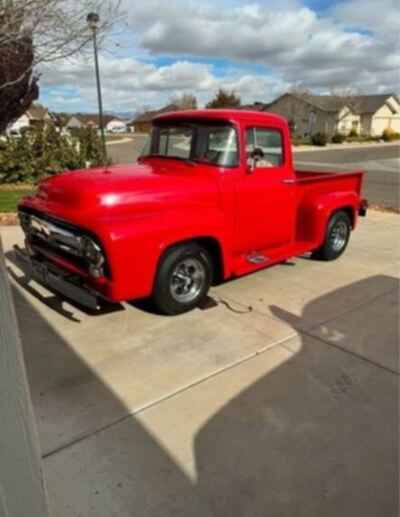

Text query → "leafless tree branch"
[0,0,123,90]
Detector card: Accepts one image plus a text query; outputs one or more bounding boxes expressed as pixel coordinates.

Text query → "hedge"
[0,125,105,184]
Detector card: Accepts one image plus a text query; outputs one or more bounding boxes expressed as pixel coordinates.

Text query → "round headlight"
[82,237,104,267]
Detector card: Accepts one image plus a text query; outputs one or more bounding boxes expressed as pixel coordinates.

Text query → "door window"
[246,128,283,168]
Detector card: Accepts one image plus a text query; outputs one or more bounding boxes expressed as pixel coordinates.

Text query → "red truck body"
[16,110,366,312]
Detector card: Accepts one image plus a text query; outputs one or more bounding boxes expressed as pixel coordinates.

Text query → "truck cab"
[16,110,366,315]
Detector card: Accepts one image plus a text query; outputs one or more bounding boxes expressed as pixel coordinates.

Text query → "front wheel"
[152,243,212,315]
[312,211,352,261]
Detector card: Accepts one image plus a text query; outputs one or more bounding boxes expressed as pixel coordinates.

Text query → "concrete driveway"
[1,210,399,517]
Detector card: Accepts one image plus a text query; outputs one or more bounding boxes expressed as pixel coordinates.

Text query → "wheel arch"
[156,236,226,287]
[335,205,355,228]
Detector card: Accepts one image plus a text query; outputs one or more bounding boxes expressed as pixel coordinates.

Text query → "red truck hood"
[22,161,219,223]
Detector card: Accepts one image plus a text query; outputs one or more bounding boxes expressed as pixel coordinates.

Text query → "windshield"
[140,121,239,167]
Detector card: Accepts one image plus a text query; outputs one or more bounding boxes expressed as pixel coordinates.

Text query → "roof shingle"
[285,93,398,114]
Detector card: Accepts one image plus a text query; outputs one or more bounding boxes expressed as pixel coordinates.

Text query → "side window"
[205,126,238,166]
[245,127,283,168]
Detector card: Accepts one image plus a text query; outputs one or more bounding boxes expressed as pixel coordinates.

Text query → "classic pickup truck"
[15,109,367,315]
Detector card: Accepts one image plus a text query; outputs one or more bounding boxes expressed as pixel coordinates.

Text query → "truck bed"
[294,169,364,198]
[295,169,363,186]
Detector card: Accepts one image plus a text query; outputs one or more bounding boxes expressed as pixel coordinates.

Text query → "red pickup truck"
[16,110,367,315]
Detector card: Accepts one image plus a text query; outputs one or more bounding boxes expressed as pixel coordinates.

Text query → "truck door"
[235,126,296,254]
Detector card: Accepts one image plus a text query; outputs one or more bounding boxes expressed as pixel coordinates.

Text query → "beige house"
[266,93,400,137]
[7,104,53,135]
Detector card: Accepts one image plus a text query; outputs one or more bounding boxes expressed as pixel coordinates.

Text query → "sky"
[39,0,400,115]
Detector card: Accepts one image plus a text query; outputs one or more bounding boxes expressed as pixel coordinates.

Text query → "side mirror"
[247,156,258,174]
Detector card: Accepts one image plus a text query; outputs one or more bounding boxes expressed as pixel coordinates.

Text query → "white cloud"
[125,0,399,92]
[40,0,399,112]
[41,55,287,112]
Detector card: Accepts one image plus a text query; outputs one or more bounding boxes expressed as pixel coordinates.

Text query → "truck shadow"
[6,249,126,321]
[10,274,399,516]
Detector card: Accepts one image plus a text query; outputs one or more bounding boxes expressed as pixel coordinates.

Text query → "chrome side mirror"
[247,156,258,174]
[247,147,263,174]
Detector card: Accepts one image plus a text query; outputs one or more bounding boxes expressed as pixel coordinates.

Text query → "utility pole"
[87,12,107,162]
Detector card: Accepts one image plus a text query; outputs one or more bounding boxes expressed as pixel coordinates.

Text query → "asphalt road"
[107,134,147,164]
[107,138,399,209]
[294,144,400,209]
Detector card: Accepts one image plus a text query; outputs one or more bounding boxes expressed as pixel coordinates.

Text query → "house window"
[308,111,317,134]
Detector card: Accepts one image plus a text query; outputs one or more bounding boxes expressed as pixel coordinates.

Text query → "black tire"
[152,243,212,315]
[311,210,352,261]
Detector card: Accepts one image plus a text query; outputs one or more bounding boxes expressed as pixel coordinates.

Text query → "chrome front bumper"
[13,245,100,311]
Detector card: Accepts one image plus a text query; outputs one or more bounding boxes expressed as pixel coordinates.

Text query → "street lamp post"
[87,12,107,162]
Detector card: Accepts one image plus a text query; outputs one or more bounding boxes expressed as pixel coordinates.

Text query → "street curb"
[293,142,400,152]
[106,137,135,146]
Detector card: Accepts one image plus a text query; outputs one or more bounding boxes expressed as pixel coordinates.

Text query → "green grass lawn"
[0,190,33,212]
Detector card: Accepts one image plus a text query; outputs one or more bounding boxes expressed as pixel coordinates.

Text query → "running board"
[246,253,269,265]
[233,240,318,277]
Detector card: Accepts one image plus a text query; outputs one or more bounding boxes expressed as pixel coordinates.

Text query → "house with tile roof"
[65,114,126,132]
[266,93,400,137]
[128,104,180,133]
[7,103,54,134]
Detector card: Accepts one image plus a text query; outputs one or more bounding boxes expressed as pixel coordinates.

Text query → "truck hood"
[23,161,219,222]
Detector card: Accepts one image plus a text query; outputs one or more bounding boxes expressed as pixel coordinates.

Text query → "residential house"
[266,93,400,137]
[65,114,125,132]
[129,104,180,133]
[106,119,127,133]
[7,104,53,134]
[238,102,271,111]
[65,115,83,130]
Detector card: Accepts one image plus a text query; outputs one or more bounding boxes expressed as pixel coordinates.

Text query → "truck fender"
[299,191,359,246]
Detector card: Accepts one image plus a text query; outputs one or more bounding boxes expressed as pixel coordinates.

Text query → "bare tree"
[1,0,122,78]
[288,85,312,99]
[0,6,38,132]
[329,86,363,113]
[285,86,313,135]
[169,93,198,110]
[328,86,364,135]
[0,0,121,130]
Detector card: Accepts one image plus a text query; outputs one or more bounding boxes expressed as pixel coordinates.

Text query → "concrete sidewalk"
[1,210,398,517]
[293,141,399,152]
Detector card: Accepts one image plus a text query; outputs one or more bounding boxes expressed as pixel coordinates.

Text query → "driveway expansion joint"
[42,331,298,461]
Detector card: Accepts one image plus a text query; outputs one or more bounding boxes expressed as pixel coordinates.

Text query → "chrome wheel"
[330,220,349,252]
[170,257,206,304]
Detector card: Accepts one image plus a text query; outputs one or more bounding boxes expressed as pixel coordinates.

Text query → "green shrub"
[291,136,312,146]
[332,133,345,144]
[0,125,105,184]
[382,128,398,142]
[348,128,358,138]
[311,132,328,146]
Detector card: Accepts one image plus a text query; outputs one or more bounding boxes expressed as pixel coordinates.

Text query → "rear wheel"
[153,243,212,315]
[312,210,352,261]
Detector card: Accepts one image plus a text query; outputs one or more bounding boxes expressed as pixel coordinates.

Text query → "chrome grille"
[29,215,84,257]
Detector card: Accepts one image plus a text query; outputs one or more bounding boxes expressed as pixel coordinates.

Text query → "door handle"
[282,179,295,184]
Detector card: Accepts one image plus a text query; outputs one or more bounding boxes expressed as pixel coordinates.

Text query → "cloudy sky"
[40,0,400,114]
